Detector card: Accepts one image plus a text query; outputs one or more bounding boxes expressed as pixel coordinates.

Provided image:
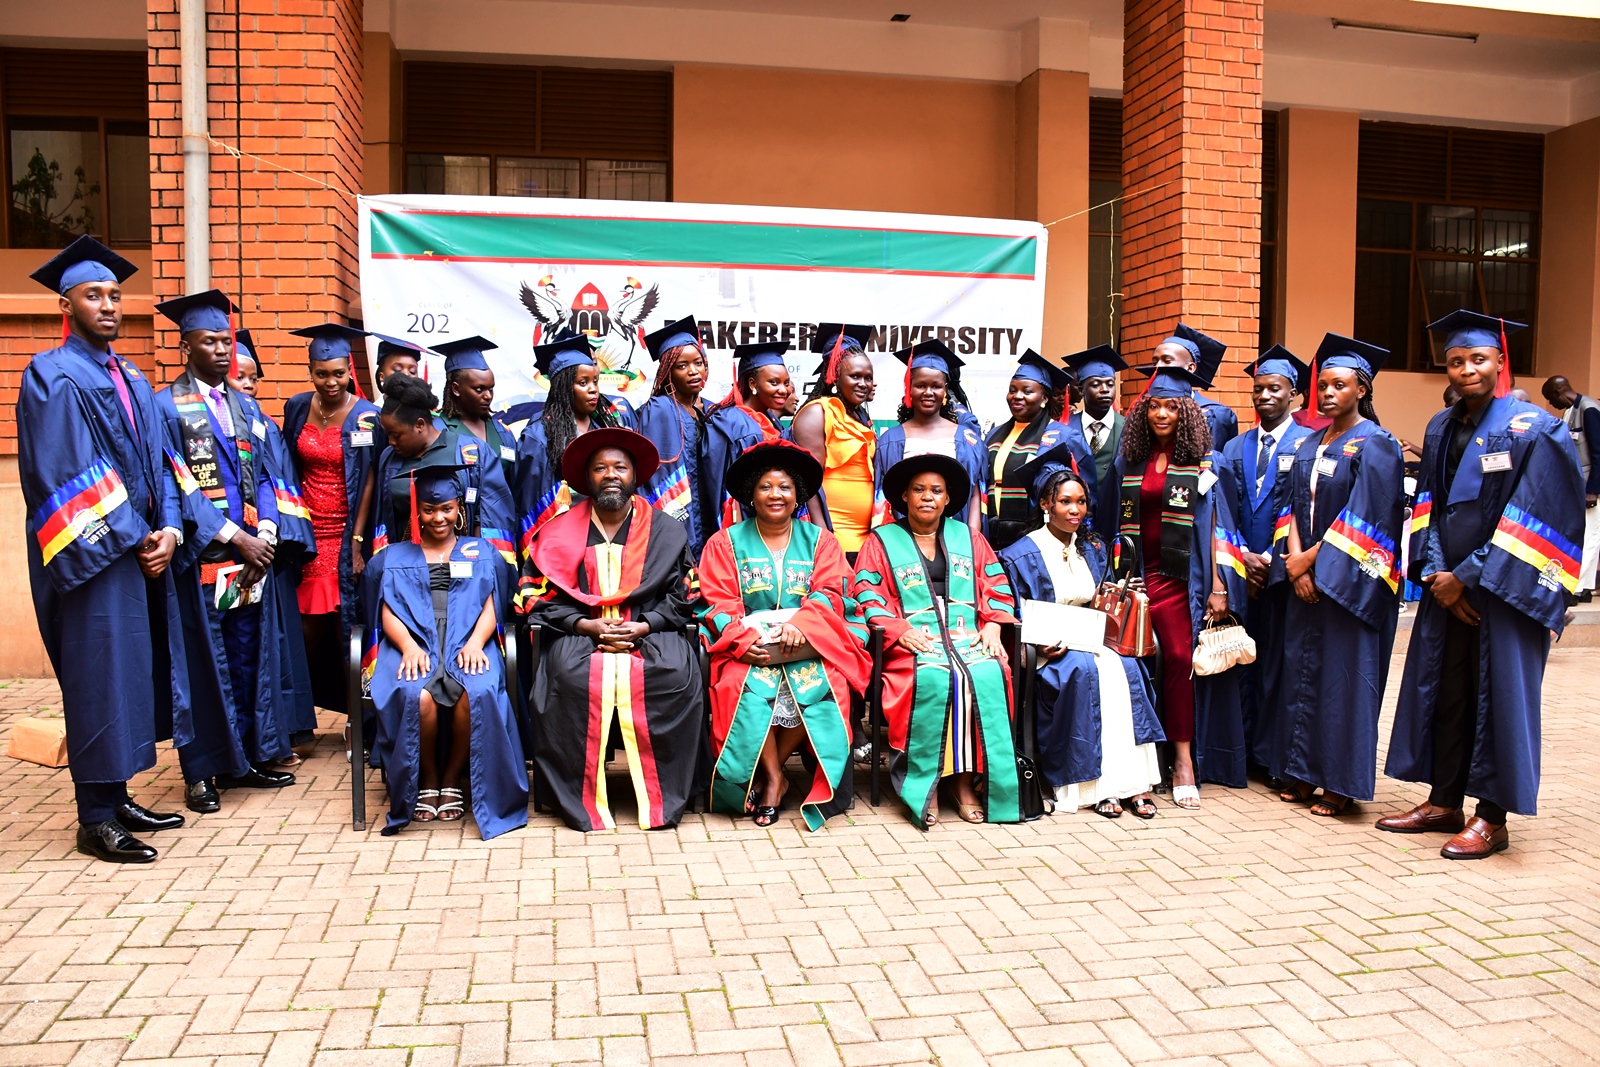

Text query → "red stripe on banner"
[625,650,665,827]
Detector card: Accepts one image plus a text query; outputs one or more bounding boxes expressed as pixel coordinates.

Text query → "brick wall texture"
[0,316,157,453]
[147,0,365,414]
[1120,0,1263,416]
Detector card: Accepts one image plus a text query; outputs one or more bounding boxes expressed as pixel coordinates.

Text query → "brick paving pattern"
[2,648,1598,1065]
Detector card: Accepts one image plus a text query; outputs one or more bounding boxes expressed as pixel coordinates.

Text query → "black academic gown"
[523,497,702,832]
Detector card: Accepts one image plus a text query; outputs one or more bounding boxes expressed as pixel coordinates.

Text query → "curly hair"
[802,349,872,425]
[648,343,704,399]
[543,365,619,477]
[1119,393,1213,465]
[1025,469,1100,559]
[380,372,438,425]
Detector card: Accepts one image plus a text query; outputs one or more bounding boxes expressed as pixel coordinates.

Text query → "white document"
[1020,600,1107,652]
[742,608,799,642]
[212,564,266,610]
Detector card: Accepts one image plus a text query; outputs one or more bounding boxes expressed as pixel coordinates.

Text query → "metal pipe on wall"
[180,0,210,293]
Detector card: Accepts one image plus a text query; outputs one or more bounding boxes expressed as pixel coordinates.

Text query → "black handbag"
[1010,626,1047,822]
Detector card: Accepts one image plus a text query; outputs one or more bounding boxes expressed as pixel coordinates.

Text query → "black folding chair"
[862,625,888,805]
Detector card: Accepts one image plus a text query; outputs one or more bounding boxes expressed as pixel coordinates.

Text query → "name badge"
[500,445,517,463]
[1277,454,1294,472]
[1481,451,1512,473]
[449,561,474,580]
[465,486,479,503]
[350,430,373,447]
[1196,469,1218,496]
[252,419,266,439]
[1316,457,1339,477]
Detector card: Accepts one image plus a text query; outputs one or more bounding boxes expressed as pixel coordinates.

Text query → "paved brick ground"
[2,648,1599,1066]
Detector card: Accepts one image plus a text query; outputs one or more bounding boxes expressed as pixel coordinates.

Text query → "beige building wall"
[1274,108,1359,360]
[1016,69,1090,358]
[363,31,405,197]
[1539,115,1600,397]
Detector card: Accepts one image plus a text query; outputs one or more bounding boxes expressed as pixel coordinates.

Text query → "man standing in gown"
[18,236,190,862]
[1066,345,1127,487]
[1382,310,1584,858]
[521,428,703,831]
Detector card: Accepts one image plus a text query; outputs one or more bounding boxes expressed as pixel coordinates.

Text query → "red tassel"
[823,330,846,385]
[60,313,70,345]
[902,343,914,410]
[350,344,366,400]
[227,301,239,380]
[1494,318,1512,399]
[409,472,420,544]
[1069,453,1081,479]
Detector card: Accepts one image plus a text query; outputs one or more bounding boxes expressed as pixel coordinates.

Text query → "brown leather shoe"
[1375,803,1466,835]
[1440,817,1508,860]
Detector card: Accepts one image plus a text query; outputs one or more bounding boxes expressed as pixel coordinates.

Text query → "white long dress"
[1029,528,1162,811]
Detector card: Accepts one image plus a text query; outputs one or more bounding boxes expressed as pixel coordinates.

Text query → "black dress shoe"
[186,778,221,813]
[76,821,157,864]
[115,801,185,833]
[217,766,295,789]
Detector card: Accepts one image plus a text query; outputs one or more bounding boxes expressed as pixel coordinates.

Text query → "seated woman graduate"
[875,341,987,528]
[370,460,528,838]
[1270,334,1404,818]
[998,467,1162,819]
[984,350,1097,551]
[849,454,1019,828]
[700,441,870,829]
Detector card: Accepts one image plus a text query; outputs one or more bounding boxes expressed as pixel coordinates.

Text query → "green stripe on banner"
[368,210,1039,279]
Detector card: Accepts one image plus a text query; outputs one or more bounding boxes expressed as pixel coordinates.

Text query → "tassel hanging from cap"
[60,312,70,346]
[823,331,847,386]
[408,472,421,544]
[1494,318,1513,399]
[228,307,239,380]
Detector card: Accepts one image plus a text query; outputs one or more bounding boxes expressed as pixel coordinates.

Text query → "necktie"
[1255,432,1274,495]
[104,352,138,440]
[1089,421,1105,455]
[209,386,235,438]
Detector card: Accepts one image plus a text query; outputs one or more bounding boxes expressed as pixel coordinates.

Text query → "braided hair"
[380,372,437,426]
[439,368,469,420]
[802,349,872,425]
[1025,468,1099,561]
[649,343,704,399]
[542,364,618,478]
[1120,393,1213,466]
[1355,370,1380,425]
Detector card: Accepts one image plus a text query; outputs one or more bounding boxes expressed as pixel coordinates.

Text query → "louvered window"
[1260,110,1278,350]
[403,63,671,201]
[1088,97,1122,348]
[1,48,149,249]
[1354,120,1542,374]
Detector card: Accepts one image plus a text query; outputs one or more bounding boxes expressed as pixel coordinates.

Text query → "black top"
[428,561,450,592]
[900,520,949,599]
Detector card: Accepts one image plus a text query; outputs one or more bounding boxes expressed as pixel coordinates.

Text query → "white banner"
[358,195,1048,432]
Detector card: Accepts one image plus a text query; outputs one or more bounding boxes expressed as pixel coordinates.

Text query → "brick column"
[148,0,364,413]
[1120,0,1262,413]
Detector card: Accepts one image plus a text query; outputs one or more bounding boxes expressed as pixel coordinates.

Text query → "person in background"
[514,330,637,545]
[153,290,293,816]
[849,454,1019,827]
[1094,365,1247,808]
[875,340,985,528]
[1000,468,1162,818]
[19,237,189,862]
[1271,335,1405,817]
[635,315,711,553]
[1382,311,1584,859]
[372,333,424,393]
[1066,345,1128,487]
[1542,374,1600,600]
[1150,323,1238,450]
[369,460,527,838]
[282,324,381,715]
[702,341,795,530]
[437,336,517,486]
[699,442,869,829]
[521,429,703,832]
[791,323,879,557]
[983,350,1095,551]
[1218,346,1313,776]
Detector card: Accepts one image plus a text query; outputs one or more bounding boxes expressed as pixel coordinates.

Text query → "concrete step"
[1395,599,1600,646]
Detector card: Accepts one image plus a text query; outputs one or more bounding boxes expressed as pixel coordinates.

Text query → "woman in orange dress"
[791,324,879,560]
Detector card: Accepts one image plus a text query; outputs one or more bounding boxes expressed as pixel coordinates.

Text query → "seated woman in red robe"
[849,454,1019,828]
[700,442,870,829]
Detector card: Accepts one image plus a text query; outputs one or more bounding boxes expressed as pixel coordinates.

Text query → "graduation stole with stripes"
[1118,457,1201,580]
[171,370,256,524]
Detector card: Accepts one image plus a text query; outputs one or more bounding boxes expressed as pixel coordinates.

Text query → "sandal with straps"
[1095,798,1123,819]
[436,787,465,822]
[414,789,440,822]
[1127,795,1158,820]
[1310,792,1354,818]
[959,804,986,823]
[1279,780,1316,804]
[1172,785,1201,810]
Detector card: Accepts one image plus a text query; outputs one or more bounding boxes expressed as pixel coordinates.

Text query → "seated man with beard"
[521,428,704,831]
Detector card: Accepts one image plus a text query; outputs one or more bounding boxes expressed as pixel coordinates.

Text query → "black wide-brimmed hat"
[882,452,970,518]
[725,441,824,510]
[560,427,660,489]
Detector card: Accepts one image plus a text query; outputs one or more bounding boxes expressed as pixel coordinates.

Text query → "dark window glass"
[1087,178,1121,349]
[1356,199,1411,250]
[1482,209,1534,259]
[406,154,490,196]
[1354,251,1411,359]
[8,119,101,248]
[1423,205,1477,255]
[105,124,150,247]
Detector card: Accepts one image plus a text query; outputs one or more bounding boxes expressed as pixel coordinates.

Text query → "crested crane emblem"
[518,274,660,371]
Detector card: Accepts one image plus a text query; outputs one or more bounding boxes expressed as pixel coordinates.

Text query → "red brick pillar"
[1120,0,1262,415]
[147,0,363,414]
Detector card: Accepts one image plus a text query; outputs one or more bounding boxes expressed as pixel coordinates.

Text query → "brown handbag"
[1093,535,1156,659]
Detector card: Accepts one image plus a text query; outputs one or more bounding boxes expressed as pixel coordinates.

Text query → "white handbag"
[1192,614,1256,676]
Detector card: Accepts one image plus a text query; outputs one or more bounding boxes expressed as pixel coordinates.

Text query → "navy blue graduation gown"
[18,335,191,785]
[1267,421,1404,800]
[874,422,988,527]
[701,402,787,531]
[283,393,381,644]
[158,380,288,778]
[1219,420,1314,767]
[1387,398,1585,815]
[998,533,1162,789]
[370,538,528,838]
[635,394,706,554]
[1094,450,1250,788]
[1198,394,1238,450]
[256,412,319,738]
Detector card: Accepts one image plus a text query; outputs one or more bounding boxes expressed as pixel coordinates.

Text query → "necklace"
[313,392,347,427]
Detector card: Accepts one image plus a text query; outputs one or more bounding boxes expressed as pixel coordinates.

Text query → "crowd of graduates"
[17,236,1590,866]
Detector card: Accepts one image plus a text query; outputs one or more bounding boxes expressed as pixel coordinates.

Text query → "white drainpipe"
[180,0,210,292]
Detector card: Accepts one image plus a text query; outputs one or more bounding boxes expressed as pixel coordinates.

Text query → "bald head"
[1542,375,1577,410]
